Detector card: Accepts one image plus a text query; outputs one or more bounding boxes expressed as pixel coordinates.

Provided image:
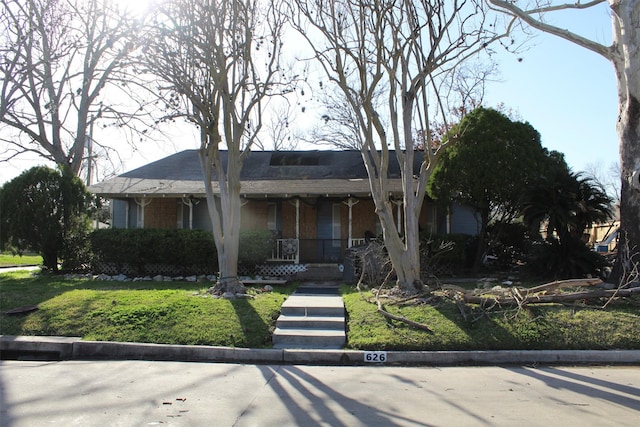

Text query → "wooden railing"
[270,239,299,263]
[269,237,368,263]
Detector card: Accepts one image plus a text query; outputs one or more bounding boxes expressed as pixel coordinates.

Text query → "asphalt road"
[0,360,638,426]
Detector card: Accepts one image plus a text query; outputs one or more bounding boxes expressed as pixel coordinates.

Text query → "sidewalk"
[0,266,40,272]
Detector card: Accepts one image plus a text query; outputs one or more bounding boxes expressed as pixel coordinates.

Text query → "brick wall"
[145,198,178,229]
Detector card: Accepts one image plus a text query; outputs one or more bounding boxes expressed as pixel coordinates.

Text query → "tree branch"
[488,0,612,60]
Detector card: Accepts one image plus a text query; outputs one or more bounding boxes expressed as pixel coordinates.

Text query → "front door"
[316,200,342,262]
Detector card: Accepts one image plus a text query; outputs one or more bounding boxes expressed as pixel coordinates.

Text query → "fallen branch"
[376,297,434,332]
[366,271,434,332]
[463,286,640,306]
[521,278,602,295]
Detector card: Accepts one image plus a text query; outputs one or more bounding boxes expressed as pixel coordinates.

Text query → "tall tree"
[140,0,288,293]
[487,0,639,283]
[292,0,507,293]
[0,0,138,176]
[428,107,562,271]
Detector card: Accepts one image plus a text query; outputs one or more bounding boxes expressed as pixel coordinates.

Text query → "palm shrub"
[522,171,613,279]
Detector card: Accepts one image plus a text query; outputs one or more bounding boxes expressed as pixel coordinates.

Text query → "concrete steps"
[294,264,343,281]
[272,283,346,349]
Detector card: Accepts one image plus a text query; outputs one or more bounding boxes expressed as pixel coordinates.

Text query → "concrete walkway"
[0,266,40,273]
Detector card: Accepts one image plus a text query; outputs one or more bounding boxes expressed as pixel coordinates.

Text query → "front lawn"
[2,271,639,350]
[342,286,640,350]
[0,253,42,267]
[0,271,295,348]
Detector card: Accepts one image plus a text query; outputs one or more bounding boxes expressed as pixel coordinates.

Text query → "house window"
[267,203,277,232]
[332,203,341,246]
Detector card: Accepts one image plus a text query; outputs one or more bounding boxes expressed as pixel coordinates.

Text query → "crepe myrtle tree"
[0,0,140,177]
[139,0,290,294]
[487,0,640,283]
[291,0,509,294]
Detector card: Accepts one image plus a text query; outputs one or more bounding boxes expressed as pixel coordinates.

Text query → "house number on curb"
[364,351,387,363]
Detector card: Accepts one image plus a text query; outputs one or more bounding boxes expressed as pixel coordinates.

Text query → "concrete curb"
[2,335,640,365]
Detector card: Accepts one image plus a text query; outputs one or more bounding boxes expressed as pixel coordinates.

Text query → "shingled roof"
[89,150,420,198]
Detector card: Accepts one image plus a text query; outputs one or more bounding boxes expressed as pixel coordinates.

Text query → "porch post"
[295,199,300,264]
[343,197,359,248]
[125,200,130,229]
[181,197,201,230]
[134,197,152,228]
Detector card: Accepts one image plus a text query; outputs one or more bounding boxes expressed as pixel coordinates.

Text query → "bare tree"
[487,0,639,283]
[261,102,299,151]
[292,0,507,294]
[140,0,289,294]
[0,0,139,176]
[585,161,621,207]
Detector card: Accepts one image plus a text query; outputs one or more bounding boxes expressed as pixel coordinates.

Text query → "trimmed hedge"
[90,228,276,276]
[90,229,217,275]
[238,229,274,271]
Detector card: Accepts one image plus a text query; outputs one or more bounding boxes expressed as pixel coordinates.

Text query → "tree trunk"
[609,1,640,284]
[41,248,58,272]
[375,196,424,295]
[199,142,246,295]
[611,95,640,283]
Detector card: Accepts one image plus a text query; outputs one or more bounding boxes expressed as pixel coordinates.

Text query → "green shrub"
[420,233,472,276]
[0,166,94,272]
[526,238,609,280]
[90,228,217,275]
[238,229,274,272]
[485,221,532,271]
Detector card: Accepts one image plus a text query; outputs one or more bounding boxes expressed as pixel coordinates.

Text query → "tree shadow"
[257,365,444,426]
[229,297,273,348]
[514,366,640,411]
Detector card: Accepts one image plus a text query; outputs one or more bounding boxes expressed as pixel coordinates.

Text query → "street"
[0,360,638,426]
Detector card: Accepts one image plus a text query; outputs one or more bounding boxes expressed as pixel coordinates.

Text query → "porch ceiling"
[90,177,409,199]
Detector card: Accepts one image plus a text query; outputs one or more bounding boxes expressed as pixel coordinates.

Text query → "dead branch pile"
[454,278,640,307]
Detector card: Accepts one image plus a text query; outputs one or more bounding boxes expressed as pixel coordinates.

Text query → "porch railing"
[269,237,368,264]
[270,239,299,263]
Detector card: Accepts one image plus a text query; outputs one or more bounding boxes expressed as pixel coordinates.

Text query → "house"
[89,150,479,272]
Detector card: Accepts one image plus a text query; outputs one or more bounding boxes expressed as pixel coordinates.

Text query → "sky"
[482,3,618,177]
[0,2,620,185]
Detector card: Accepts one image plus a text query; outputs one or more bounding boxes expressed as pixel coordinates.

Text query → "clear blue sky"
[0,3,620,185]
[482,3,618,175]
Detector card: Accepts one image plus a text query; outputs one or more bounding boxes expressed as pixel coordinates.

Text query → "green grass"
[0,253,42,267]
[342,285,640,350]
[2,272,639,350]
[0,271,295,348]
